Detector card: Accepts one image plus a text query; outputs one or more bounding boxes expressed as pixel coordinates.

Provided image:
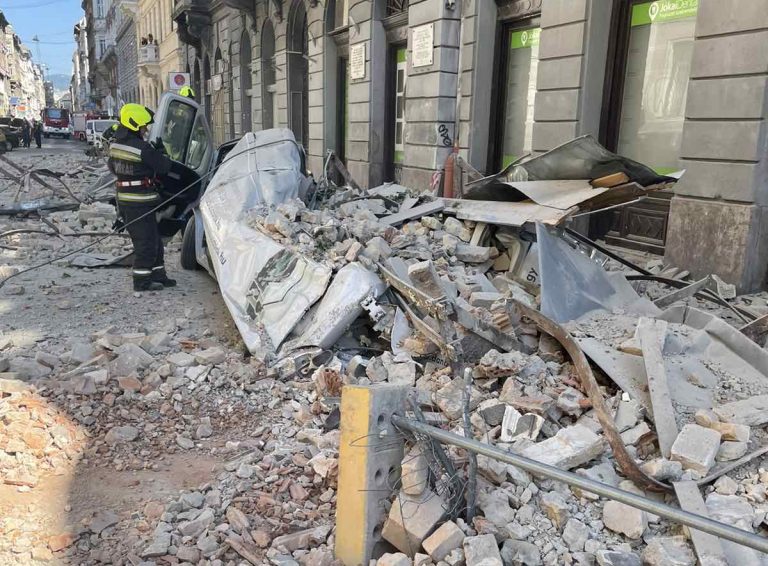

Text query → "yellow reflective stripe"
[117,192,159,202]
[110,143,142,155]
[109,149,143,162]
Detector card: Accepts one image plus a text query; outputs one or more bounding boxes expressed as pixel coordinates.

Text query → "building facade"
[83,0,112,112]
[72,17,91,111]
[167,0,768,292]
[137,0,183,109]
[113,0,139,105]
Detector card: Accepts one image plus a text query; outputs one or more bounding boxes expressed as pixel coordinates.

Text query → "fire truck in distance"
[41,107,72,139]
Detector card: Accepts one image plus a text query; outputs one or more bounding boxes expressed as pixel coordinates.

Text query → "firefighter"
[179,85,195,99]
[107,103,176,292]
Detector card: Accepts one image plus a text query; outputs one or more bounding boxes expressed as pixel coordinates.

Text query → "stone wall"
[665,0,768,291]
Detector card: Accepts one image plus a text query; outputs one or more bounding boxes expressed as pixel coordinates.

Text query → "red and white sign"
[168,72,190,90]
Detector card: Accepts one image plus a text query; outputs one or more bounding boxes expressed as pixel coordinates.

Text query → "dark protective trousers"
[121,204,164,282]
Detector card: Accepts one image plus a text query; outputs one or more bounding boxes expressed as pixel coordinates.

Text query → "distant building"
[113,0,138,105]
[44,80,54,107]
[72,17,91,111]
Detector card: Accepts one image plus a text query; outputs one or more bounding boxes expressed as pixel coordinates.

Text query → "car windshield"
[47,109,63,119]
[94,121,116,132]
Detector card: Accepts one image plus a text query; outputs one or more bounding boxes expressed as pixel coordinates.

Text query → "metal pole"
[391,416,768,555]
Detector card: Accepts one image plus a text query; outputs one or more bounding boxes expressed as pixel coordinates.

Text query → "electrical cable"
[0,140,298,289]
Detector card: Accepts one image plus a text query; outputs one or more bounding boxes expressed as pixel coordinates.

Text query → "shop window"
[615,1,697,174]
[492,23,539,170]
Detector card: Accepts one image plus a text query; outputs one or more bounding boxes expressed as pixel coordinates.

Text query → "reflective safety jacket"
[107,125,172,205]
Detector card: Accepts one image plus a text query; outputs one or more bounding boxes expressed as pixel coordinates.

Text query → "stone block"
[709,421,750,443]
[716,440,748,461]
[674,159,761,203]
[500,540,541,565]
[681,121,763,161]
[686,76,768,119]
[537,57,583,90]
[477,489,515,527]
[540,491,569,529]
[641,536,695,566]
[705,493,754,532]
[377,553,412,566]
[713,395,768,426]
[541,0,588,28]
[405,72,458,99]
[405,96,455,123]
[532,121,578,152]
[382,489,446,556]
[455,244,492,263]
[463,534,502,566]
[422,521,465,562]
[401,446,429,496]
[539,22,585,59]
[534,89,580,121]
[670,424,721,475]
[664,198,768,293]
[595,550,641,566]
[521,424,604,470]
[562,518,589,552]
[691,31,768,78]
[603,501,647,539]
[695,0,768,37]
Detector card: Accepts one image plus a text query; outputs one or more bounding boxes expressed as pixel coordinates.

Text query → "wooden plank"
[673,481,729,566]
[637,318,679,458]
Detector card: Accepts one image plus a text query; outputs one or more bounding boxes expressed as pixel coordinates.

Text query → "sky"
[0,0,83,78]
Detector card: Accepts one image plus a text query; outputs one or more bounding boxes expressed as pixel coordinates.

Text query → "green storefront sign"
[631,0,698,27]
[510,27,540,50]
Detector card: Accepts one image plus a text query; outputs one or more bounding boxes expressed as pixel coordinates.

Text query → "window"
[96,0,104,18]
[187,114,211,170]
[614,1,696,174]
[99,39,107,58]
[494,25,539,169]
[161,100,196,162]
[386,0,408,16]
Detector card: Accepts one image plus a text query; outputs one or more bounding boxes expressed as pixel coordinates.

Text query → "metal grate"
[386,0,408,16]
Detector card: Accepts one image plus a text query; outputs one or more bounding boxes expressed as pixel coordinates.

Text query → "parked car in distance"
[86,119,118,147]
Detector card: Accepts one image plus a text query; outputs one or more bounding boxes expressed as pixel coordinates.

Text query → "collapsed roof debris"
[194,133,768,564]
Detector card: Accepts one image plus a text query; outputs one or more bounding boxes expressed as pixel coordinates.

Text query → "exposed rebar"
[392,416,768,555]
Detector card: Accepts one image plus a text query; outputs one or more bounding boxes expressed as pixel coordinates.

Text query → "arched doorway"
[287,0,309,149]
[240,31,252,134]
[261,19,276,130]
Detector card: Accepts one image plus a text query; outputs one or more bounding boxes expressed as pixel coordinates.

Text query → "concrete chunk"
[670,424,721,475]
[521,425,604,470]
[382,489,446,556]
[401,446,429,496]
[377,553,412,566]
[713,395,768,426]
[641,536,695,566]
[463,534,502,566]
[603,501,647,539]
[422,521,464,562]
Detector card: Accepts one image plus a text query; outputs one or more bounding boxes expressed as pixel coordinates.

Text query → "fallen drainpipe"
[391,416,768,555]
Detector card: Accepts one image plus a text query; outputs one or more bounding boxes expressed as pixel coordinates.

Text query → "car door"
[150,92,215,238]
[150,92,214,182]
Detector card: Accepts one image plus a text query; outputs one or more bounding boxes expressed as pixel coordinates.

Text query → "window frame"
[488,15,540,173]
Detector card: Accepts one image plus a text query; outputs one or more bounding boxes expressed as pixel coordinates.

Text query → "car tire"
[65,134,71,140]
[180,216,201,271]
[4,141,11,152]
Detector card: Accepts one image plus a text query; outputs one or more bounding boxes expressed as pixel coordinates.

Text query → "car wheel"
[180,216,201,270]
[4,141,11,152]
